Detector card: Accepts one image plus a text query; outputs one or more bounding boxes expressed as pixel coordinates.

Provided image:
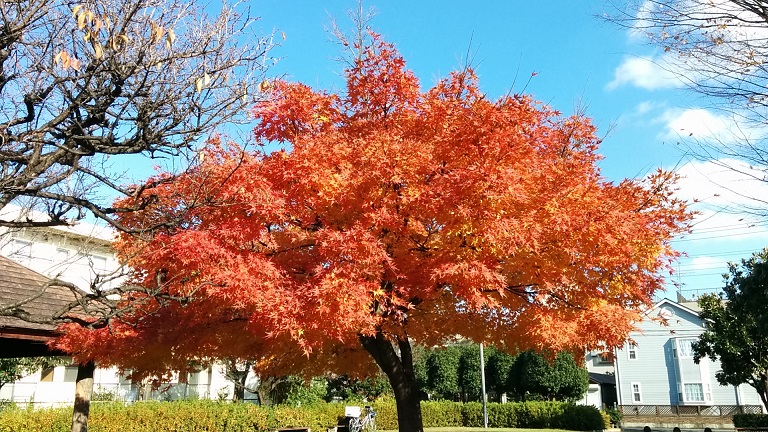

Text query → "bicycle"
[348,405,376,432]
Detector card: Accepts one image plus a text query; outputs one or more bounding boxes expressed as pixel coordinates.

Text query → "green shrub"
[420,401,462,428]
[553,404,607,431]
[514,400,560,428]
[487,403,517,428]
[604,407,621,426]
[734,414,768,428]
[371,397,398,431]
[460,401,484,427]
[0,406,70,432]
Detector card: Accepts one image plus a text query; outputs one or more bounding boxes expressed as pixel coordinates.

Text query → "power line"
[673,229,768,242]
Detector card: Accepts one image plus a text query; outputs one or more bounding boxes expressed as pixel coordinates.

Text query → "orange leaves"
[253,81,341,143]
[59,35,692,378]
[346,34,420,120]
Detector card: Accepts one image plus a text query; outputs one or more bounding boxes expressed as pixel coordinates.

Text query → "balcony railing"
[620,405,762,417]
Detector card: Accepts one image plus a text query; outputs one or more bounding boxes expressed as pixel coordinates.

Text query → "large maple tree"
[55,36,691,432]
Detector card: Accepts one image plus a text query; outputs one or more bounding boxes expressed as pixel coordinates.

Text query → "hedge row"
[0,399,608,432]
[734,414,768,428]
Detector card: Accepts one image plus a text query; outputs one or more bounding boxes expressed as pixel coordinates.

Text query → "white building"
[0,205,244,406]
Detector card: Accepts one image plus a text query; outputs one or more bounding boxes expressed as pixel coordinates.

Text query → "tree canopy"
[507,351,588,402]
[54,34,691,432]
[693,248,768,410]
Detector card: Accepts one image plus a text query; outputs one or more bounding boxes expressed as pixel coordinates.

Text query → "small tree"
[457,344,488,402]
[693,248,768,410]
[326,374,392,402]
[424,347,460,400]
[507,351,588,402]
[607,1,768,214]
[486,349,515,399]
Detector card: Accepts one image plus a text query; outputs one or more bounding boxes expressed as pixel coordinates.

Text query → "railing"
[620,405,763,417]
[1,381,214,408]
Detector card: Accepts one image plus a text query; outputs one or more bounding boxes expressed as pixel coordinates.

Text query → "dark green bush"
[734,414,768,428]
[553,404,607,431]
[0,398,603,431]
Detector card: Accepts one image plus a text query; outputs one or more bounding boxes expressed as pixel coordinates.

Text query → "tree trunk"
[257,376,276,407]
[359,331,423,432]
[70,361,96,432]
[757,373,768,412]
[233,373,247,402]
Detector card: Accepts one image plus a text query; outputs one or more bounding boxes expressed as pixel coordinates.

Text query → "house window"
[677,338,696,358]
[90,255,108,271]
[63,366,79,382]
[8,239,33,264]
[684,383,704,402]
[55,248,70,262]
[631,382,642,403]
[598,351,612,364]
[40,367,55,382]
[628,343,638,360]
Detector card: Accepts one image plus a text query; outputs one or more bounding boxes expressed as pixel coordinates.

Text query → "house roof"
[0,255,79,335]
[589,372,616,385]
[650,298,701,318]
[0,204,115,243]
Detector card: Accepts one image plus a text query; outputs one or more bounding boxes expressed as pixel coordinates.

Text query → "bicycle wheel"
[362,417,376,432]
[348,417,362,432]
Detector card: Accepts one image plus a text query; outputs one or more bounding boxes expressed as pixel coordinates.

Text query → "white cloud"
[674,159,768,234]
[614,0,768,91]
[607,56,684,90]
[658,107,768,145]
[689,256,724,272]
[660,108,731,141]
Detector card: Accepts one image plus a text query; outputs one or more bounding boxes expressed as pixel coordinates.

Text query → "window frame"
[676,338,697,359]
[631,382,643,403]
[628,342,638,360]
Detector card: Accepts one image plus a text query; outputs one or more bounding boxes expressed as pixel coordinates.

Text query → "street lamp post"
[480,343,488,428]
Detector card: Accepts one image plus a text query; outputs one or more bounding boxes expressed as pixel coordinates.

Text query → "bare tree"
[0,0,275,229]
[607,0,768,212]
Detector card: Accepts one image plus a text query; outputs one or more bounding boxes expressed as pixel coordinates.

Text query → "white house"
[0,205,246,406]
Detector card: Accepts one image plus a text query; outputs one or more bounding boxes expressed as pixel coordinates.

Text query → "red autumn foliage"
[54,35,691,431]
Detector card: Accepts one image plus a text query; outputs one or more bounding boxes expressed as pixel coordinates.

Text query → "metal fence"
[620,405,763,417]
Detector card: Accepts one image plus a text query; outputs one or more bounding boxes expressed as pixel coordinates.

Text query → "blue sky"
[246,1,768,300]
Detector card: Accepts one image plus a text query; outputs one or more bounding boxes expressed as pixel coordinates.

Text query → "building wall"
[0,213,250,405]
[0,225,118,291]
[0,362,230,407]
[585,351,615,375]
